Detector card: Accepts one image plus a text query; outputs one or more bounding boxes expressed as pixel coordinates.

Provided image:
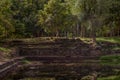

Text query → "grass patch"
[98,75,120,80]
[80,37,120,44]
[96,37,120,44]
[112,47,120,50]
[100,55,120,66]
[21,59,31,64]
[0,47,11,53]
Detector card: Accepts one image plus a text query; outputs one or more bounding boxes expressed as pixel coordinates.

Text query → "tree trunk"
[5,29,7,39]
[117,27,119,37]
[37,31,40,37]
[91,26,96,44]
[56,30,59,37]
[110,29,112,37]
[80,25,85,38]
[90,19,96,44]
[64,31,67,38]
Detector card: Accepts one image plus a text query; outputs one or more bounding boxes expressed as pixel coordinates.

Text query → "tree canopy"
[0,0,120,41]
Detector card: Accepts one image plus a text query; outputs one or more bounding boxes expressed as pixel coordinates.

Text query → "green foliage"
[10,0,48,38]
[38,0,75,36]
[0,0,120,38]
[0,25,5,38]
[0,0,14,38]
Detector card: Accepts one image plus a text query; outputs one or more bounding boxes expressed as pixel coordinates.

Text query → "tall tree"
[106,0,120,36]
[74,0,112,44]
[0,0,14,38]
[11,0,48,37]
[38,0,77,37]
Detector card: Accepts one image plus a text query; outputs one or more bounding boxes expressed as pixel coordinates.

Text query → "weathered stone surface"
[1,39,120,79]
[18,39,102,57]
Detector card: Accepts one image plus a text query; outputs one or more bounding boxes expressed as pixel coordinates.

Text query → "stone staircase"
[18,39,101,57]
[0,39,102,79]
[0,58,24,79]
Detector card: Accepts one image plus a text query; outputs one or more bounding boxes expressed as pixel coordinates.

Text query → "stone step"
[24,56,99,63]
[19,47,92,57]
[23,72,81,78]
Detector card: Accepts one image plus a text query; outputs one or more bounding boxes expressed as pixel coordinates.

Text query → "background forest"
[0,0,120,41]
